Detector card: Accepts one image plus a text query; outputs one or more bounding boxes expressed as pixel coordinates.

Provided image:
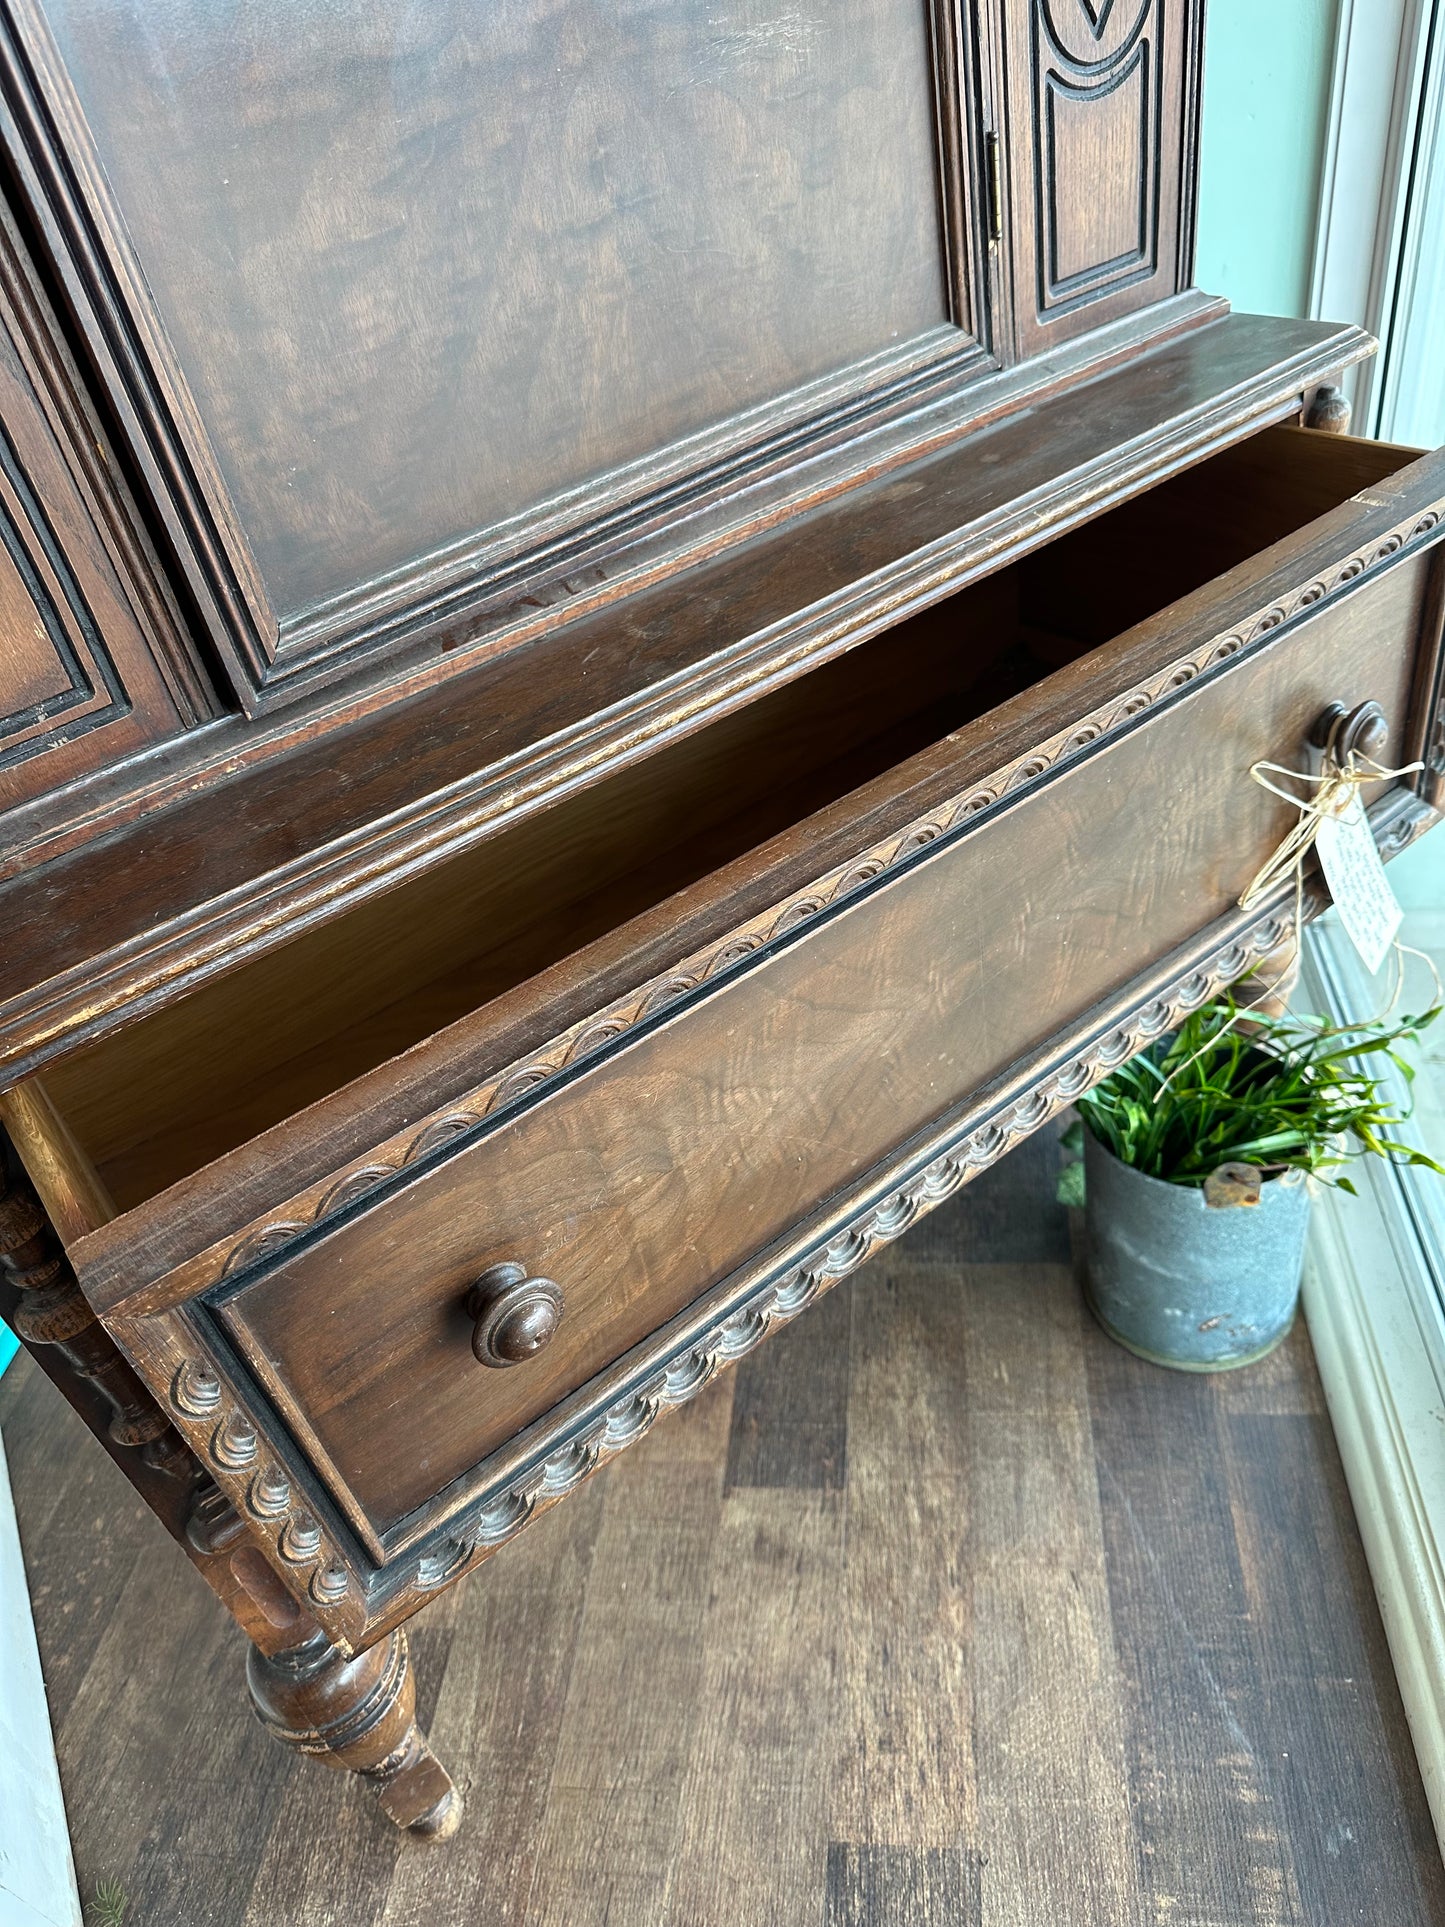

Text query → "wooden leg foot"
[246,1628,461,1840]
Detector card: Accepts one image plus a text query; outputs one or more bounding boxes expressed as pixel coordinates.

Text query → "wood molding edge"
[1299,932,1445,1855]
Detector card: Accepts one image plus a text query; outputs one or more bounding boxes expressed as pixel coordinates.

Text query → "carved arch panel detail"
[1034,0,1161,314]
[1000,0,1197,359]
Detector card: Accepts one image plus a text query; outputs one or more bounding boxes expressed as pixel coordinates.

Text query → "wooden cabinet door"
[994,0,1202,358]
[1,0,1002,713]
[0,205,205,831]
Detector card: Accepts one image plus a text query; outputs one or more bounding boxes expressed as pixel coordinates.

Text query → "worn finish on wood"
[0,190,200,814]
[77,539,1431,1558]
[0,313,1375,1079]
[6,1142,1445,1923]
[826,1844,984,1927]
[247,1629,460,1840]
[1305,382,1353,433]
[0,0,1210,707]
[2,0,1444,1854]
[239,608,1404,1534]
[0,1134,317,1657]
[29,0,965,670]
[34,790,1434,1659]
[1000,0,1198,359]
[36,426,1439,1256]
[0,1142,169,1459]
[0,1074,112,1242]
[5,450,1396,1242]
[82,894,1322,1650]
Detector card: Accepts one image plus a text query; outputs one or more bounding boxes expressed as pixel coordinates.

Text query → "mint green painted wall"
[1195,0,1340,316]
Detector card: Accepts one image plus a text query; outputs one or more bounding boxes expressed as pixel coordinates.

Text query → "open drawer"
[6,423,1445,1648]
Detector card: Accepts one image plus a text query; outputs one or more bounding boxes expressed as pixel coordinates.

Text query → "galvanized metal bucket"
[1081,1129,1311,1372]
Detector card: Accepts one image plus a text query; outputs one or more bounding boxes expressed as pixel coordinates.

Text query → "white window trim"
[1309,0,1439,436]
[1299,928,1445,1852]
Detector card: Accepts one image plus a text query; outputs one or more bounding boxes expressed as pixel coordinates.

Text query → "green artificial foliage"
[91,1880,128,1927]
[1058,992,1444,1195]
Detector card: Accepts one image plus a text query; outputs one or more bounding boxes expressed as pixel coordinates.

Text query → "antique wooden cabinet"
[1,0,1442,1840]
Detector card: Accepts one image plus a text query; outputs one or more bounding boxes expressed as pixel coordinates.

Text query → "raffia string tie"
[1153,746,1431,1099]
[1238,747,1423,913]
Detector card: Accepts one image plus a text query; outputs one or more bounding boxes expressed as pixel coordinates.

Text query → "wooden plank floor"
[4,1123,1443,1927]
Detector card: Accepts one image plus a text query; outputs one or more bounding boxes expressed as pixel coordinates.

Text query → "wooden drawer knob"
[1309,699,1389,763]
[466,1263,564,1367]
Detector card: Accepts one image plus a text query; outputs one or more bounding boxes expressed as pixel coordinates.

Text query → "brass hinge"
[984,131,1003,245]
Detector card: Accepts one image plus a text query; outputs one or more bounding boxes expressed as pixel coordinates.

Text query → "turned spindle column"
[247,1629,462,1839]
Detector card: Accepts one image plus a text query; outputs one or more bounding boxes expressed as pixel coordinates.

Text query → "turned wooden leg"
[246,1628,461,1840]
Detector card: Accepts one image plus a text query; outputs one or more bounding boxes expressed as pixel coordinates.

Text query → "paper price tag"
[1314,791,1403,975]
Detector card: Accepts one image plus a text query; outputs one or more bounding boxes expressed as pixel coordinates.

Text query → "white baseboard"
[0,1427,81,1927]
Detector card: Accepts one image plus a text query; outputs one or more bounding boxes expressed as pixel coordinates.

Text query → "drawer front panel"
[218,556,1428,1542]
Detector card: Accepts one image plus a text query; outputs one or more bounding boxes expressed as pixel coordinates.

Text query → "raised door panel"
[0,213,203,821]
[2,0,995,708]
[999,0,1199,357]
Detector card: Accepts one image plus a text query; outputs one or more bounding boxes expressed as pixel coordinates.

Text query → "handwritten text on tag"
[1314,792,1403,974]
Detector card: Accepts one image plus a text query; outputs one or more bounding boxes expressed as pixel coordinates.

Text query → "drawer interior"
[32,424,1417,1217]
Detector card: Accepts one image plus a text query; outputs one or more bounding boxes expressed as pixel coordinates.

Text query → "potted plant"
[1057,993,1443,1371]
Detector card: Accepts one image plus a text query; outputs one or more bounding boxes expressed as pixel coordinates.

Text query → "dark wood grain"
[54,421,1441,1298]
[1000,0,1199,359]
[826,1845,983,1927]
[10,0,977,699]
[0,314,1374,1082]
[0,193,200,813]
[1,0,1442,1870]
[246,1629,460,1839]
[132,559,1426,1541]
[5,420,1426,1653]
[6,1145,1443,1925]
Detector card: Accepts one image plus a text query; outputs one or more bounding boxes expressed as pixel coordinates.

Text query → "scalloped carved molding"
[204,496,1445,1291]
[148,900,1373,1644]
[151,776,1443,1645]
[413,909,1298,1585]
[80,776,1444,1655]
[165,1353,355,1622]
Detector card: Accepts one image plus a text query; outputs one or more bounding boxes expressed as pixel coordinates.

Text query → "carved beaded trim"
[204,498,1445,1289]
[171,1360,222,1416]
[211,1411,258,1469]
[423,911,1295,1574]
[152,871,1445,1641]
[1378,791,1438,859]
[156,1342,359,1614]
